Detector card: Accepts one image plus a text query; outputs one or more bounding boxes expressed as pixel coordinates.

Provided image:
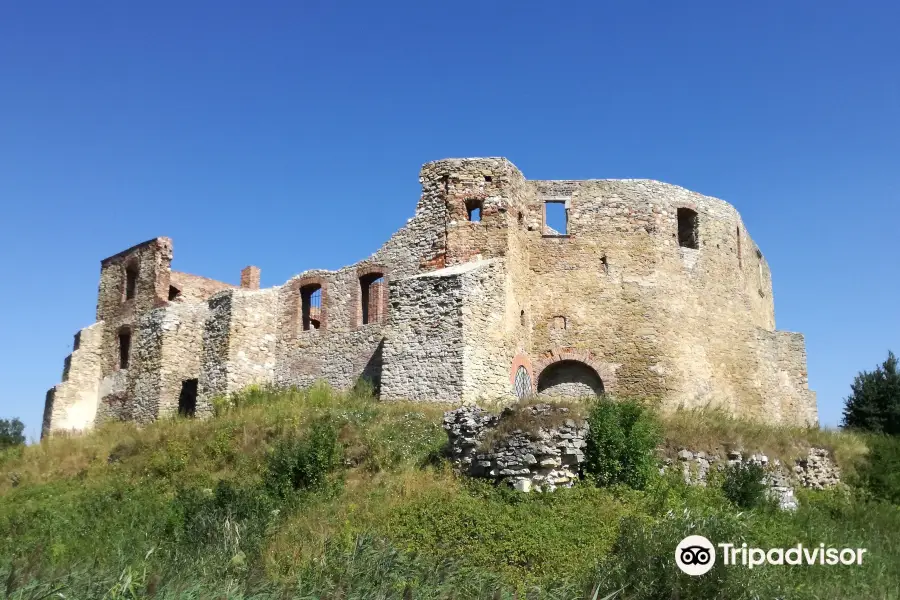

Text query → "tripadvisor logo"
[676,535,716,576]
[675,536,868,576]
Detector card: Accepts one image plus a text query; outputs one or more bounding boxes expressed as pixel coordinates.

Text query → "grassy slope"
[0,386,897,600]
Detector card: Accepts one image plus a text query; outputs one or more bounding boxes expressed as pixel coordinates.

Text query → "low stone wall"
[443,405,841,508]
[667,447,842,511]
[443,404,587,492]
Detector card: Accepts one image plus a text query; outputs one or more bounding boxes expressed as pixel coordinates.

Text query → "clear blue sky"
[1,1,897,440]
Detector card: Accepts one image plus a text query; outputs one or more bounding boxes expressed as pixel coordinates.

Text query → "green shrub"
[583,398,661,489]
[855,434,900,504]
[264,417,342,498]
[721,461,770,510]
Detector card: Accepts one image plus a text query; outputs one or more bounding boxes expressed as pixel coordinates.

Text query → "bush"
[583,398,661,489]
[264,417,342,498]
[855,435,900,504]
[721,461,769,510]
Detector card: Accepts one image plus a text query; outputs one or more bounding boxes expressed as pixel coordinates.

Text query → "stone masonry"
[42,157,817,436]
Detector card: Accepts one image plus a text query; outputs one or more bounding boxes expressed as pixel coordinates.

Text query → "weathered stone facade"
[42,157,817,437]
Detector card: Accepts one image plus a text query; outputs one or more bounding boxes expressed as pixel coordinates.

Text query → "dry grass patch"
[660,406,868,473]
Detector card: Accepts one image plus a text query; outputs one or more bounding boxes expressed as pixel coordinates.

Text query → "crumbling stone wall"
[42,156,817,435]
[443,404,587,492]
[42,323,104,436]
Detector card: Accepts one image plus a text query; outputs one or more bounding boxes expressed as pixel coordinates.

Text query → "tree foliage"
[842,351,900,436]
[0,418,25,450]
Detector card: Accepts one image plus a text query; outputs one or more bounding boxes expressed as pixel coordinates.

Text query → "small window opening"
[517,211,524,226]
[520,309,526,326]
[360,273,386,325]
[178,379,198,417]
[544,201,568,235]
[677,208,699,249]
[301,284,323,331]
[465,199,483,222]
[124,264,138,300]
[736,226,742,268]
[601,255,609,274]
[118,329,131,369]
[552,316,567,330]
[484,175,492,182]
[168,286,182,301]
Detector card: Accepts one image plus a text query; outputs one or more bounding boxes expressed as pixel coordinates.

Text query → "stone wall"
[42,156,818,435]
[42,322,105,436]
[443,404,587,492]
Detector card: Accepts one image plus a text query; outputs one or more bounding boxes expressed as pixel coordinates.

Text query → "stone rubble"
[670,447,842,511]
[443,404,587,492]
[445,406,841,511]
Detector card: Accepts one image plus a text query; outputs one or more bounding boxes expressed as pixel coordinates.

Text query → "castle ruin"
[42,157,817,437]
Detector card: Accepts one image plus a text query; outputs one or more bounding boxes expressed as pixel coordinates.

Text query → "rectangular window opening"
[124,265,138,300]
[466,199,483,222]
[178,379,198,417]
[360,274,385,325]
[677,208,699,249]
[118,330,131,369]
[544,201,568,235]
[301,284,323,331]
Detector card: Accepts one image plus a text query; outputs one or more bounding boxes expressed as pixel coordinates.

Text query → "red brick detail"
[240,266,261,290]
[354,264,390,327]
[533,347,617,391]
[420,252,446,271]
[509,353,535,387]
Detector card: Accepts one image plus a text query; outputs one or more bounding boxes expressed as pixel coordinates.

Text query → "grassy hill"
[0,385,898,599]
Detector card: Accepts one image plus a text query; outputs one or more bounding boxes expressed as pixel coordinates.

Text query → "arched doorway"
[537,360,604,398]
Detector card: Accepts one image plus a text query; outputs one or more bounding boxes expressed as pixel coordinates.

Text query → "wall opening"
[360,273,385,325]
[168,286,182,301]
[514,366,533,399]
[117,329,131,370]
[601,255,609,274]
[484,175,492,182]
[465,199,483,222]
[756,249,764,295]
[544,201,568,235]
[520,309,526,327]
[537,360,604,398]
[124,264,139,300]
[677,208,699,249]
[178,379,198,417]
[301,284,323,330]
[517,211,524,226]
[552,315,567,329]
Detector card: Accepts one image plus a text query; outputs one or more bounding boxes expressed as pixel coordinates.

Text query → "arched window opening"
[514,366,533,399]
[301,284,323,331]
[552,315,567,330]
[117,328,132,370]
[124,263,139,301]
[537,360,603,398]
[465,199,483,222]
[677,208,699,249]
[360,273,386,325]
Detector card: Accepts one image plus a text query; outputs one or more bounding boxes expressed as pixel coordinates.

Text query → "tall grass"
[0,386,897,599]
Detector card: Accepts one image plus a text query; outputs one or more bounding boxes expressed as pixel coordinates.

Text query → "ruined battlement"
[42,157,817,437]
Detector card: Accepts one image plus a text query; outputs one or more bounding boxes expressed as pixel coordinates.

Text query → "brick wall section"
[42,156,818,435]
[240,266,261,290]
[169,271,236,303]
